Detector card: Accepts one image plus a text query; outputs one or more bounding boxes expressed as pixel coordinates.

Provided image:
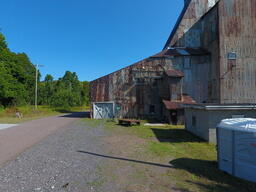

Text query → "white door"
[93,102,114,119]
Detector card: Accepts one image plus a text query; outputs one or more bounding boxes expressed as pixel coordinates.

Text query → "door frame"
[92,101,115,119]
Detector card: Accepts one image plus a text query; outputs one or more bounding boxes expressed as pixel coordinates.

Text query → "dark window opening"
[192,116,196,127]
[152,80,157,87]
[149,105,155,114]
[170,111,178,125]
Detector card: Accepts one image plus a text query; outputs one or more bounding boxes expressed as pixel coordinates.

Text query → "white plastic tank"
[217,118,256,182]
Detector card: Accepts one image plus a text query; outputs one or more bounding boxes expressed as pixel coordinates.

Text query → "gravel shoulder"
[0,113,85,167]
[0,116,107,192]
[1,118,254,192]
[0,117,177,192]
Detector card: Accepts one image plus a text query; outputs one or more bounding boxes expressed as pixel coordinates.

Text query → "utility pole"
[34,64,44,110]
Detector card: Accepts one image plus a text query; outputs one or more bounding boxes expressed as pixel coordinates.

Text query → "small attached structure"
[217,118,256,182]
[185,104,256,143]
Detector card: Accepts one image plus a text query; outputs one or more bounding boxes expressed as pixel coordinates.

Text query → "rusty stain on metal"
[165,69,184,77]
[163,95,196,110]
[164,0,220,49]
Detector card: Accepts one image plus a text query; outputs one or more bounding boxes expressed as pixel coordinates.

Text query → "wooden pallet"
[118,119,140,126]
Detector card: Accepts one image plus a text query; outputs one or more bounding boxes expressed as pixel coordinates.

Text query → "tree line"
[38,72,89,108]
[0,33,89,109]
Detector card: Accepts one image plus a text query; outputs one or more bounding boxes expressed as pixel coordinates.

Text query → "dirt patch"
[104,134,146,157]
[102,129,176,192]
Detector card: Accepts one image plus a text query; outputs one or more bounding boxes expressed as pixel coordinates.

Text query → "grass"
[86,166,105,188]
[0,106,59,123]
[0,105,89,124]
[82,118,256,192]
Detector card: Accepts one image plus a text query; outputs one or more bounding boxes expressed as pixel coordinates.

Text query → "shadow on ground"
[77,150,173,168]
[60,112,90,118]
[170,158,256,192]
[151,128,203,143]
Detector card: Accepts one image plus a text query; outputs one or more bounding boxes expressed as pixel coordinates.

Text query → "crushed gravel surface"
[0,120,109,192]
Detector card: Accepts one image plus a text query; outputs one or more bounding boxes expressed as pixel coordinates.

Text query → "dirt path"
[98,126,176,192]
[0,112,86,167]
[0,117,176,192]
[0,118,253,192]
[0,116,108,192]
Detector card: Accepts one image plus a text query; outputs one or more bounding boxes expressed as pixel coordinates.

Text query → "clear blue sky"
[0,0,183,81]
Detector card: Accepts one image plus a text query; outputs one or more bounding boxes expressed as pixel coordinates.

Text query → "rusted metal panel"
[90,57,167,119]
[165,69,184,77]
[172,55,211,103]
[169,4,220,103]
[218,0,256,104]
[164,0,219,49]
[162,95,196,110]
[151,47,209,58]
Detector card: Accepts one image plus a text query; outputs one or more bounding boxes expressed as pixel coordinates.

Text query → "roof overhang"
[151,47,210,58]
[184,104,256,111]
[165,69,184,77]
[163,96,196,110]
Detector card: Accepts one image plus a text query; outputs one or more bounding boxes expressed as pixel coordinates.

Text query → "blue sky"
[0,0,183,81]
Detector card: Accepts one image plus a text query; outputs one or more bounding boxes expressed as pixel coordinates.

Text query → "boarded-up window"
[149,105,155,114]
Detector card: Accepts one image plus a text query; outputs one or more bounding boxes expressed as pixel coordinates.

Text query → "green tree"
[0,32,89,109]
[48,71,87,108]
[39,74,54,105]
[0,33,8,50]
[0,33,36,106]
[81,81,89,106]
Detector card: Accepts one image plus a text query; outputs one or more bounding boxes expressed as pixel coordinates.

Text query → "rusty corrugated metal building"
[90,0,256,125]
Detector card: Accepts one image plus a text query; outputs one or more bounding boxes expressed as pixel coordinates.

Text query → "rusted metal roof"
[163,100,182,110]
[165,69,184,77]
[151,47,209,58]
[182,94,197,104]
[163,94,196,110]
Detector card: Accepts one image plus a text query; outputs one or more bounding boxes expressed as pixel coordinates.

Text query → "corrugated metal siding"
[165,0,219,48]
[90,58,168,119]
[170,55,210,103]
[218,0,256,103]
[167,6,220,103]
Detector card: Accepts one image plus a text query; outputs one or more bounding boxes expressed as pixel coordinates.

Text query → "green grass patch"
[130,124,256,192]
[86,165,105,188]
[0,105,59,123]
[81,119,256,192]
[0,105,89,124]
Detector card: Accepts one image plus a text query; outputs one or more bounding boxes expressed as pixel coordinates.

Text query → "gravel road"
[0,113,87,166]
[0,113,109,192]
